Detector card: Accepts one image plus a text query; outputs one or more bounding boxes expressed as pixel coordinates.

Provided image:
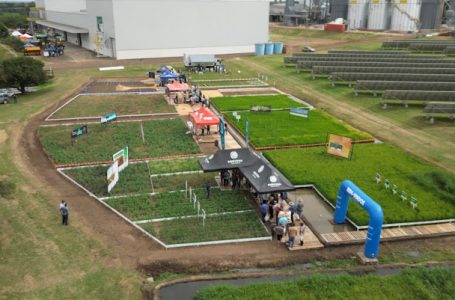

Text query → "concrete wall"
[44,0,87,12]
[112,0,269,59]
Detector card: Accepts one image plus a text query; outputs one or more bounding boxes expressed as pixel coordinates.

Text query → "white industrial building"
[33,0,269,59]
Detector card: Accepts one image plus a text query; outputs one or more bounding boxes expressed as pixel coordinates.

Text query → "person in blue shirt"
[260,200,268,223]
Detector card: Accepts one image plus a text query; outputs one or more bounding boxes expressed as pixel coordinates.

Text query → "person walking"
[299,222,306,246]
[260,200,268,223]
[273,224,284,241]
[287,223,298,248]
[205,180,211,199]
[60,202,69,225]
[296,200,304,219]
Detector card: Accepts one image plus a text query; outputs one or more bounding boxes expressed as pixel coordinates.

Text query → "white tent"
[11,31,22,37]
[22,33,32,38]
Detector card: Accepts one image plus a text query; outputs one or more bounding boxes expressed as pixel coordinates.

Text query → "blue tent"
[160,70,177,79]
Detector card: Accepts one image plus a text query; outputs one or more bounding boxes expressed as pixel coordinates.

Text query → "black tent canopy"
[239,157,295,193]
[198,148,259,171]
[199,148,295,193]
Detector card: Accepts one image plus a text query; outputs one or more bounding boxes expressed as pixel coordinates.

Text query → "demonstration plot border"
[45,92,176,122]
[57,164,271,249]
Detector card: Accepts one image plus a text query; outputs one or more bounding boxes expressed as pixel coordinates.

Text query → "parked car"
[302,46,316,52]
[0,93,9,104]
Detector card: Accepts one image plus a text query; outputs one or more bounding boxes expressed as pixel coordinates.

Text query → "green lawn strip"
[39,118,200,164]
[148,157,202,175]
[195,267,455,300]
[51,94,175,119]
[63,163,152,197]
[141,211,268,244]
[152,172,217,193]
[225,109,371,147]
[212,94,305,111]
[154,189,253,218]
[105,195,154,221]
[264,143,455,225]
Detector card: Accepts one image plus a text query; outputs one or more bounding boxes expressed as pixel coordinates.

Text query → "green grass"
[225,109,371,147]
[141,211,268,244]
[265,143,455,225]
[50,94,175,119]
[196,267,455,300]
[270,26,377,42]
[148,157,202,175]
[39,118,201,164]
[152,172,217,193]
[212,94,305,111]
[64,163,152,197]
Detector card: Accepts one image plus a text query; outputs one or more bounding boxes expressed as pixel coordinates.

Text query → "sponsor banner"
[107,161,119,193]
[327,134,352,159]
[250,105,271,112]
[71,125,88,139]
[101,112,117,124]
[219,118,225,150]
[113,147,128,172]
[245,117,249,146]
[289,107,309,118]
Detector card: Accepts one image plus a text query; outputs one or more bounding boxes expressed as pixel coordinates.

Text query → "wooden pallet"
[320,223,455,245]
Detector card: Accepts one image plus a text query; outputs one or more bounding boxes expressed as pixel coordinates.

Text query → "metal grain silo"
[420,0,444,30]
[348,0,369,29]
[368,0,391,30]
[390,0,422,32]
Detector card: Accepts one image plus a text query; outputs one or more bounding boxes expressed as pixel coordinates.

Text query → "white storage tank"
[347,0,369,29]
[390,0,422,32]
[368,0,391,30]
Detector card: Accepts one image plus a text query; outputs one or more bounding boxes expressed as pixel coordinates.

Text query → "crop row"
[140,211,269,244]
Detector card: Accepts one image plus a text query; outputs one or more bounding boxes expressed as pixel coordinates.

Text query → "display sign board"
[290,107,309,118]
[250,105,272,112]
[101,112,116,124]
[96,16,104,32]
[113,147,128,172]
[107,161,119,193]
[327,134,352,159]
[71,125,88,139]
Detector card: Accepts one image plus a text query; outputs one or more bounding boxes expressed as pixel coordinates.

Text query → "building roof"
[36,20,89,34]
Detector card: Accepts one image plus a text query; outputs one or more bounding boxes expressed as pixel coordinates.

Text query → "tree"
[0,22,8,38]
[0,13,28,29]
[2,57,47,93]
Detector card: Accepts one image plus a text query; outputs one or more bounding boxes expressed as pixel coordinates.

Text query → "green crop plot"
[63,163,152,197]
[265,143,455,225]
[140,211,269,244]
[148,157,202,175]
[152,172,217,193]
[39,118,200,164]
[225,110,371,147]
[154,189,253,218]
[105,195,154,221]
[212,94,305,111]
[50,94,175,119]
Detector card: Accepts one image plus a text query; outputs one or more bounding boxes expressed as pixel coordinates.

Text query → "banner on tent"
[113,147,129,172]
[327,134,352,159]
[107,161,119,193]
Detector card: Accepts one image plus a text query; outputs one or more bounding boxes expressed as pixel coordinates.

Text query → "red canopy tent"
[165,81,189,94]
[189,107,219,131]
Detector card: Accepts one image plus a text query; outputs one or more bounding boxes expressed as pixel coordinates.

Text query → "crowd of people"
[260,193,306,248]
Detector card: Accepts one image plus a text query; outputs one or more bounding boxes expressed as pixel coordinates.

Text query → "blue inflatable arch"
[334,180,384,259]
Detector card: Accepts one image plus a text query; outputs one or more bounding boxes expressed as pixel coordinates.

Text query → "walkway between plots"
[321,222,455,245]
[175,103,241,149]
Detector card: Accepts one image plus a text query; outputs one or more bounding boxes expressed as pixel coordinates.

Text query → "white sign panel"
[107,161,119,193]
